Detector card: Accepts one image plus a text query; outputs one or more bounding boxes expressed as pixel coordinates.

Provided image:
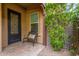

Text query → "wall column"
[0,3,2,52]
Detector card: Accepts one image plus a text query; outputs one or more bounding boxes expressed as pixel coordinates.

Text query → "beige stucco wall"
[0,3,2,52]
[2,3,44,48]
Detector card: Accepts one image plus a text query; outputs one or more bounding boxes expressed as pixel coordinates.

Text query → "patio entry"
[8,9,21,44]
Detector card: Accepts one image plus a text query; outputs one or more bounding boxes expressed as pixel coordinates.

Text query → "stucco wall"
[0,3,2,52]
[2,3,44,48]
[25,7,44,44]
[2,3,27,48]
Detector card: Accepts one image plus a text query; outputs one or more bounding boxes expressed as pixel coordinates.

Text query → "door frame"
[7,9,21,44]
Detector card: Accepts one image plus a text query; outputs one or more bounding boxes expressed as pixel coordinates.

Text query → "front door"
[8,9,21,44]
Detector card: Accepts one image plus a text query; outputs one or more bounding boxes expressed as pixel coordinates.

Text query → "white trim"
[31,22,38,24]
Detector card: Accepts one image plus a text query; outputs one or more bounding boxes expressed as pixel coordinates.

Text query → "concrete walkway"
[0,42,44,56]
[38,45,70,56]
[38,36,70,56]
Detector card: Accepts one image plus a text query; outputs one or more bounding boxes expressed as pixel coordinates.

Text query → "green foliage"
[69,47,77,55]
[49,25,66,51]
[45,3,78,51]
[50,38,64,51]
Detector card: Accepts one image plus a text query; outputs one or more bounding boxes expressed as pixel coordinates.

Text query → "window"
[31,12,38,24]
[31,12,38,32]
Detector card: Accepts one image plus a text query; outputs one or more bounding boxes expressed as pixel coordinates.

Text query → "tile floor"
[0,42,45,56]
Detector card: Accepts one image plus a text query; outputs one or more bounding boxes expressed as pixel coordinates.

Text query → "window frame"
[30,11,39,32]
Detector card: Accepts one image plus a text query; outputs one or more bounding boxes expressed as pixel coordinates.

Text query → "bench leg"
[33,40,35,47]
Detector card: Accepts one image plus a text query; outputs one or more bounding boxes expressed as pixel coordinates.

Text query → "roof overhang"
[17,3,45,9]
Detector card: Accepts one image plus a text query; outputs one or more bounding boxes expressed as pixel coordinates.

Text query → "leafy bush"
[50,39,64,51]
[45,3,79,54]
[69,44,77,56]
[45,3,71,51]
[49,25,66,51]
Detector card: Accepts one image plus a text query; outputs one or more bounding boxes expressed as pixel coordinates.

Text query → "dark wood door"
[8,9,21,44]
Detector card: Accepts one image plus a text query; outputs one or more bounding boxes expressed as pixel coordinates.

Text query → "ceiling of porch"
[17,3,42,9]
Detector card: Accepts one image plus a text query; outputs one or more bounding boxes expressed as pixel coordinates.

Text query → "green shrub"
[50,39,64,51]
[69,47,77,56]
[45,3,74,51]
[49,25,66,51]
